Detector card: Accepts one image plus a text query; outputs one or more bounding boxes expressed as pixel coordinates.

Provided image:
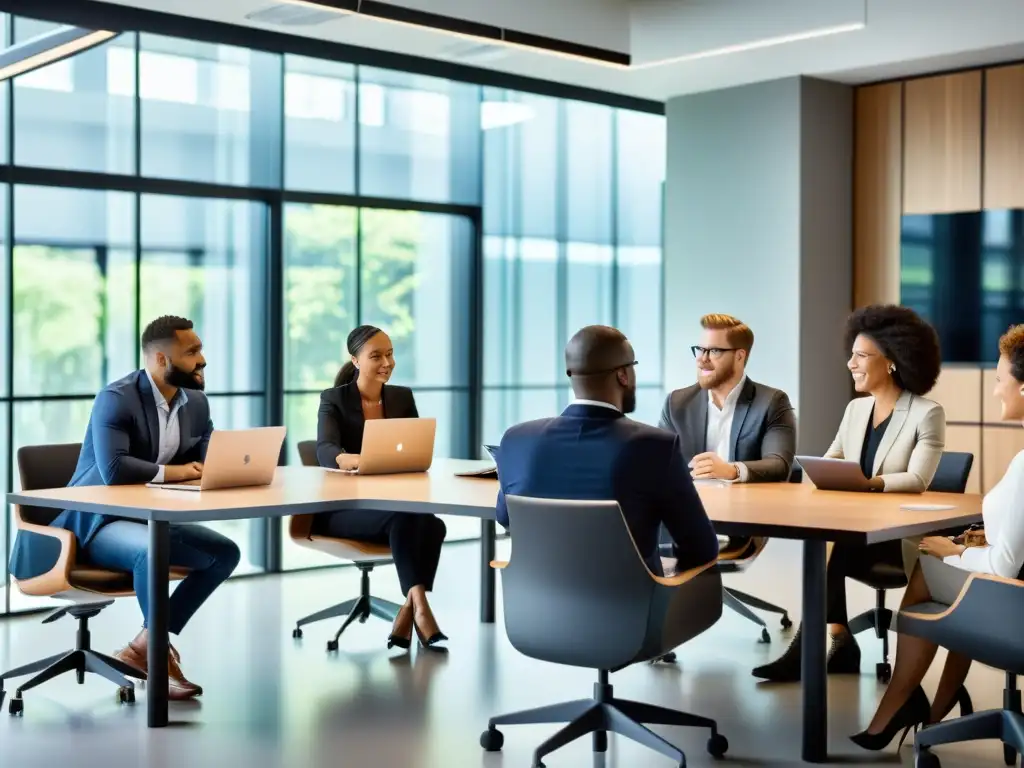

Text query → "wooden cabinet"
[854,83,903,307]
[930,366,983,423]
[983,426,1024,492]
[984,64,1024,209]
[903,72,982,214]
[945,425,982,494]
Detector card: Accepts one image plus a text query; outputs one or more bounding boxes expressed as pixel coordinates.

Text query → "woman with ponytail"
[313,325,448,651]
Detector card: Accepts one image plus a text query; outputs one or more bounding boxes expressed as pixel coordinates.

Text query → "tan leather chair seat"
[68,566,190,595]
[301,536,393,562]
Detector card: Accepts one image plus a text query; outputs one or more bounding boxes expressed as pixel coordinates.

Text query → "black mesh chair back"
[928,451,974,494]
[297,440,318,468]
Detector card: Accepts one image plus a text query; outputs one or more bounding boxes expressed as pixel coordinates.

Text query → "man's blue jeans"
[83,521,241,635]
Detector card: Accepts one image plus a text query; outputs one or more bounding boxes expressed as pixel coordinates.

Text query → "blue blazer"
[8,371,212,580]
[495,404,719,575]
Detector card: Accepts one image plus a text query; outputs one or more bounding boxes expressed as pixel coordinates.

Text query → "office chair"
[289,439,403,651]
[0,443,190,715]
[847,451,974,683]
[480,496,728,768]
[903,572,1024,768]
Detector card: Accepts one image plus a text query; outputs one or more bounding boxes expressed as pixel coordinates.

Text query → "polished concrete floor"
[0,537,1012,767]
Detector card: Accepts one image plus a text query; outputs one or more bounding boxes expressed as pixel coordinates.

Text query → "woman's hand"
[336,453,360,471]
[919,536,966,559]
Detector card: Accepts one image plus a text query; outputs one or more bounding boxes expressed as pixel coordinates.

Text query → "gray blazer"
[658,378,797,482]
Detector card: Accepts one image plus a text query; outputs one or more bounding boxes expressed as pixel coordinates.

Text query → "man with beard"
[659,313,796,554]
[495,325,717,575]
[9,315,240,700]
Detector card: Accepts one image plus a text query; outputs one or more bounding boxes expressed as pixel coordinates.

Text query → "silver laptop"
[796,456,872,492]
[354,418,436,475]
[147,426,286,492]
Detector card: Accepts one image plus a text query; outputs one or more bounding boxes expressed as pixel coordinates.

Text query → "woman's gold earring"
[888,364,896,374]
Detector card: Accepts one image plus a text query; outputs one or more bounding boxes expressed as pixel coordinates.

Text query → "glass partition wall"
[0,12,665,609]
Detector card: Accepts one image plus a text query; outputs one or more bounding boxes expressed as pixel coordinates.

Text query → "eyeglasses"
[691,346,737,360]
[567,361,638,376]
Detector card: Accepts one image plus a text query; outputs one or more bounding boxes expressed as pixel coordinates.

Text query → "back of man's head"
[142,315,193,356]
[565,325,636,408]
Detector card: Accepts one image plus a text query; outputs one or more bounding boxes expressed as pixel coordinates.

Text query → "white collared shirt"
[705,376,749,483]
[570,398,621,413]
[145,369,188,483]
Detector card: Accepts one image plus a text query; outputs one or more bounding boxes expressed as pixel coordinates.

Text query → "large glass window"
[284,55,356,194]
[0,9,664,606]
[358,68,482,205]
[139,34,281,187]
[482,92,665,433]
[13,19,135,174]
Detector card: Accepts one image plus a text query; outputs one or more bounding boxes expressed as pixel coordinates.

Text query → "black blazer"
[315,382,418,468]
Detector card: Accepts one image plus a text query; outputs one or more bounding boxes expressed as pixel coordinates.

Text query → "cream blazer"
[825,390,946,575]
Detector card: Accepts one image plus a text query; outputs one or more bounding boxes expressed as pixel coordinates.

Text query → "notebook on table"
[455,445,500,478]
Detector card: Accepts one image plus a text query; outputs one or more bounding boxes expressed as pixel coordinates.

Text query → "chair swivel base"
[916,709,1024,768]
[724,588,792,642]
[0,603,144,715]
[480,671,728,767]
[850,605,896,683]
[292,567,403,652]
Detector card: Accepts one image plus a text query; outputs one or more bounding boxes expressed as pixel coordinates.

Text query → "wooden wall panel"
[983,426,1024,492]
[984,64,1024,208]
[982,368,1003,424]
[930,366,982,423]
[903,71,982,214]
[945,425,982,494]
[853,83,903,307]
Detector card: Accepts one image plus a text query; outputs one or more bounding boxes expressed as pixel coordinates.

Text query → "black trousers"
[313,510,447,596]
[825,539,904,627]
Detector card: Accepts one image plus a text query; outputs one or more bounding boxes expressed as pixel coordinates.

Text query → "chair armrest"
[651,557,718,587]
[902,571,1021,623]
[490,560,508,569]
[12,508,76,596]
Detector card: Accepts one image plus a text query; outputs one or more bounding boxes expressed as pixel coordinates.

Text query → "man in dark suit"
[495,325,718,575]
[8,316,240,700]
[659,313,796,554]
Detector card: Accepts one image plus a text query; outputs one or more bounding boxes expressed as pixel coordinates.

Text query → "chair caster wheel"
[707,733,728,758]
[916,748,941,768]
[9,696,23,716]
[759,628,771,644]
[326,639,339,653]
[292,628,302,639]
[480,727,504,751]
[1004,744,1017,766]
[117,686,135,705]
[661,651,677,663]
[876,662,892,683]
[781,615,793,630]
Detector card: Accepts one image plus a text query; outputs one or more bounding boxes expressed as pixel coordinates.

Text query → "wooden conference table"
[8,460,982,763]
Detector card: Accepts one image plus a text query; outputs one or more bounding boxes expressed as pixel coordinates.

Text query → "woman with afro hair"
[753,304,945,683]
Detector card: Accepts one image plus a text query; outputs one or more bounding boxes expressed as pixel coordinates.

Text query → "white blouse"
[944,448,1024,579]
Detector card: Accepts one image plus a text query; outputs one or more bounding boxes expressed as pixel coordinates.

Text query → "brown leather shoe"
[113,632,202,700]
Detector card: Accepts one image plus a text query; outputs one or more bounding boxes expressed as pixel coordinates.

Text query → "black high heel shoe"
[387,605,413,650]
[850,685,931,751]
[413,614,448,652]
[933,685,973,722]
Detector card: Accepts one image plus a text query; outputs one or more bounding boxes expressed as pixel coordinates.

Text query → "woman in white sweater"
[852,325,1024,751]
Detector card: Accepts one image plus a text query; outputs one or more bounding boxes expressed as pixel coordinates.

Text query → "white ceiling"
[102,0,1024,101]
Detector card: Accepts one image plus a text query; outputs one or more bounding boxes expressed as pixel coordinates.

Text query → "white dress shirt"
[705,376,749,483]
[944,447,1024,578]
[570,398,621,413]
[145,369,188,483]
